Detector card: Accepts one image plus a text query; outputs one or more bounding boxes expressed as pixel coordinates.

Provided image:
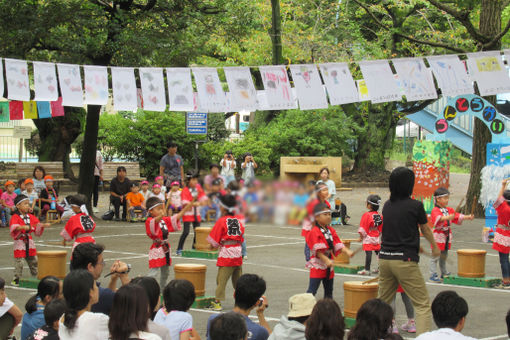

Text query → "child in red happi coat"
[302,183,331,262]
[60,194,96,251]
[357,194,383,276]
[493,179,510,289]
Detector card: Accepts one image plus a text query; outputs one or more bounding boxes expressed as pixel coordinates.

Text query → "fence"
[0,135,80,162]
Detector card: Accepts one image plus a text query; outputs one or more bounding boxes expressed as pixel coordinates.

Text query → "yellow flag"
[23,101,38,119]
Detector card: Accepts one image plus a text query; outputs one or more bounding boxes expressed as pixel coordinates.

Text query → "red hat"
[171,181,180,187]
[4,180,15,187]
[44,175,54,182]
[24,178,34,185]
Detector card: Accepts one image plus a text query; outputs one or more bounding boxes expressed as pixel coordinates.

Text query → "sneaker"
[401,319,416,333]
[371,268,379,274]
[392,320,399,334]
[174,250,182,257]
[357,269,370,275]
[496,282,510,289]
[429,274,441,283]
[11,278,19,287]
[209,300,222,311]
[243,255,248,261]
[92,207,99,213]
[114,217,121,222]
[440,272,451,279]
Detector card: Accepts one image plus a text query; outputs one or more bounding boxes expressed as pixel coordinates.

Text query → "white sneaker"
[357,269,370,275]
[93,207,99,213]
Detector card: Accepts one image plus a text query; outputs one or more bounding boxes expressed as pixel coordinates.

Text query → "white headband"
[314,186,328,194]
[314,209,332,216]
[148,202,164,211]
[219,200,235,212]
[71,204,88,215]
[368,199,381,206]
[15,197,29,206]
[434,193,449,198]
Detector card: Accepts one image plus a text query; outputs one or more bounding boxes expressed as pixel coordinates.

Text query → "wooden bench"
[102,162,146,190]
[5,162,70,191]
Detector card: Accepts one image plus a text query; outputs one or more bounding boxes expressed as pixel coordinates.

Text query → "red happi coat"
[146,215,181,268]
[493,197,510,254]
[306,224,344,279]
[430,206,464,251]
[358,211,383,251]
[301,199,330,237]
[207,215,245,267]
[181,186,208,223]
[10,213,44,258]
[60,213,96,251]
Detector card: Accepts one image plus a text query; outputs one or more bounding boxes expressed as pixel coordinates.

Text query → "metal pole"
[194,141,199,173]
[18,138,22,162]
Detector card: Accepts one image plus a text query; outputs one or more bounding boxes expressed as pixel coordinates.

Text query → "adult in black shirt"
[109,166,131,221]
[378,167,440,336]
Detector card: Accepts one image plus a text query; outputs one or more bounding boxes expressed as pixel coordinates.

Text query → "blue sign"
[186,112,207,135]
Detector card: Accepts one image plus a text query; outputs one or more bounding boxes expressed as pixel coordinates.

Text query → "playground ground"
[1,173,509,340]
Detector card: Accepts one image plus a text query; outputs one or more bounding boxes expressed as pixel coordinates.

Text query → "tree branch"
[132,0,157,11]
[482,17,510,49]
[351,0,389,30]
[89,0,114,13]
[399,99,436,115]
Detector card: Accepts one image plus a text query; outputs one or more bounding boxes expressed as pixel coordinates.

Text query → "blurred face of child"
[141,184,149,192]
[46,180,54,189]
[318,187,329,200]
[188,178,197,188]
[149,204,164,217]
[320,169,329,181]
[5,184,14,193]
[71,206,82,214]
[25,183,34,192]
[131,185,140,193]
[156,178,164,186]
[211,167,219,176]
[315,211,332,226]
[436,195,449,208]
[34,169,43,180]
[19,182,26,191]
[17,200,30,214]
[153,186,161,195]
[211,184,220,193]
[171,184,180,192]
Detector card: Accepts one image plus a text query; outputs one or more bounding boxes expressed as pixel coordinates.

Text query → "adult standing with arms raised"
[160,142,184,190]
[109,167,131,222]
[377,167,440,336]
[241,153,257,185]
[221,150,236,185]
[93,149,103,214]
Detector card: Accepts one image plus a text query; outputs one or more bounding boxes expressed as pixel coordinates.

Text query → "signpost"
[13,126,32,162]
[186,113,208,172]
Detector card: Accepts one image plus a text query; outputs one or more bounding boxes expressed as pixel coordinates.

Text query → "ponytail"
[62,270,94,331]
[25,295,38,314]
[26,275,60,314]
[64,307,79,330]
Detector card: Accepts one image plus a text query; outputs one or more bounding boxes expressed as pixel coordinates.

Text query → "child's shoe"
[429,273,441,283]
[243,255,248,261]
[209,300,222,311]
[401,319,416,333]
[11,278,19,287]
[174,250,182,257]
[440,272,451,279]
[391,320,399,334]
[357,269,370,275]
[371,268,379,274]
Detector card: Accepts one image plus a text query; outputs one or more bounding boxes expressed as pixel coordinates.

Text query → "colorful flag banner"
[358,60,402,103]
[192,67,228,113]
[427,55,474,97]
[467,51,510,96]
[319,63,358,105]
[0,102,9,122]
[139,67,166,112]
[259,66,294,110]
[50,97,65,117]
[23,101,38,119]
[111,67,137,111]
[9,100,23,120]
[84,65,109,105]
[37,101,52,119]
[57,63,83,107]
[166,68,194,112]
[33,61,58,101]
[5,59,30,101]
[290,64,328,110]
[392,58,437,101]
[224,67,258,111]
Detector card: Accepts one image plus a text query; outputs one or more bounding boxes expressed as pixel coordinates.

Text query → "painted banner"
[290,64,328,110]
[57,63,83,107]
[392,58,437,101]
[37,101,52,119]
[5,59,30,101]
[427,55,473,97]
[9,101,23,120]
[358,60,401,103]
[224,67,257,111]
[192,67,227,113]
[467,51,510,96]
[23,101,38,119]
[0,102,9,122]
[139,67,166,112]
[319,63,359,105]
[166,68,194,111]
[33,61,58,101]
[50,97,65,117]
[83,65,109,105]
[111,67,137,111]
[259,66,294,110]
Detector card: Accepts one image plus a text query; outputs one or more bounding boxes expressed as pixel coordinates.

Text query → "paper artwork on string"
[427,55,473,96]
[33,62,58,101]
[318,63,358,105]
[50,97,65,117]
[0,102,9,122]
[166,68,194,112]
[83,65,109,105]
[392,58,437,101]
[5,59,30,101]
[23,101,38,119]
[0,58,4,99]
[37,101,52,119]
[356,80,370,102]
[191,92,208,113]
[9,101,23,120]
[467,51,510,96]
[259,66,294,110]
[57,63,83,107]
[111,67,137,111]
[290,64,328,110]
[224,67,257,111]
[358,60,401,103]
[192,68,227,113]
[139,67,166,112]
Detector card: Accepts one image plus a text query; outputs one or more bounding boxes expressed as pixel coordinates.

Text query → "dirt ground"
[1,173,509,340]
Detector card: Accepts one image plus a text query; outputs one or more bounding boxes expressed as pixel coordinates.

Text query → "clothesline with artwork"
[1,50,510,116]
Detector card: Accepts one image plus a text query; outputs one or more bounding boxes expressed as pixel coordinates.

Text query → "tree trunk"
[78,105,101,215]
[270,0,282,65]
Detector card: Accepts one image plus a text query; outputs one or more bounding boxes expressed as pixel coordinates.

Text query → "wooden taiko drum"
[343,280,379,318]
[457,249,486,278]
[37,250,68,279]
[194,227,213,251]
[333,240,352,265]
[174,263,207,296]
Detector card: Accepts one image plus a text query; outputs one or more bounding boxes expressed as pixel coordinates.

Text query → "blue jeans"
[201,203,220,222]
[499,252,510,278]
[304,243,310,262]
[307,276,334,299]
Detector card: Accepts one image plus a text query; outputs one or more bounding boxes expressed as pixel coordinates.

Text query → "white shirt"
[58,311,109,340]
[129,331,162,340]
[415,328,478,340]
[0,297,14,318]
[221,159,236,177]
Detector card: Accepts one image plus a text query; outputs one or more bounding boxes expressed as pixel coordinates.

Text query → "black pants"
[110,195,127,219]
[177,221,200,251]
[365,250,380,271]
[93,175,100,207]
[307,276,334,299]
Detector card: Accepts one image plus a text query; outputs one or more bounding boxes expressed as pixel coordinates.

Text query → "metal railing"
[0,135,80,162]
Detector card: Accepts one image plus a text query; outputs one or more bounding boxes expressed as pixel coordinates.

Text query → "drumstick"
[455,197,465,213]
[362,276,379,284]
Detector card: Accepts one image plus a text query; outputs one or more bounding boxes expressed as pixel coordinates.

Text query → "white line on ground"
[247,242,303,249]
[479,335,510,340]
[189,307,280,322]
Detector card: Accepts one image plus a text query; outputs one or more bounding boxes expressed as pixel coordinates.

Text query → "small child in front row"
[27,298,66,340]
[207,194,245,311]
[145,197,191,289]
[166,181,182,216]
[9,195,51,286]
[126,182,147,221]
[155,176,167,196]
[492,179,510,289]
[357,194,383,276]
[306,203,353,299]
[429,187,474,283]
[150,184,166,202]
[60,194,96,251]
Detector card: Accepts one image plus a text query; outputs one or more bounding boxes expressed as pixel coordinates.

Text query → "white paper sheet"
[392,58,437,101]
[83,65,109,105]
[5,58,30,101]
[166,68,194,112]
[111,67,137,111]
[259,66,294,110]
[467,51,510,96]
[57,63,83,107]
[0,59,4,99]
[358,60,402,103]
[427,55,474,96]
[290,64,328,110]
[224,67,257,111]
[139,67,166,112]
[318,63,358,105]
[33,61,58,101]
[192,67,228,113]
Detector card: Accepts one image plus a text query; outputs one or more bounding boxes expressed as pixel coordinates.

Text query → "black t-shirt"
[110,177,131,196]
[380,197,428,262]
[27,325,59,340]
[39,187,59,200]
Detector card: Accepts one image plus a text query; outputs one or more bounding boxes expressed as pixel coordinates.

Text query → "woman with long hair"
[347,299,393,340]
[305,299,345,340]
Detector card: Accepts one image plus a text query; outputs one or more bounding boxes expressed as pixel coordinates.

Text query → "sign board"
[186,112,207,135]
[13,126,32,139]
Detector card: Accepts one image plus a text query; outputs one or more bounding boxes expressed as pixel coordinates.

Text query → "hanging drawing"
[192,67,227,113]
[111,67,138,112]
[392,58,437,101]
[84,65,109,105]
[5,59,30,101]
[139,67,166,112]
[224,67,257,111]
[290,64,328,110]
[319,63,358,105]
[33,62,58,102]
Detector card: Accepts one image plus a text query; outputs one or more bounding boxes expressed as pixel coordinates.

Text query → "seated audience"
[347,299,393,340]
[269,293,316,340]
[305,299,345,340]
[27,299,66,340]
[210,312,248,340]
[0,277,23,339]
